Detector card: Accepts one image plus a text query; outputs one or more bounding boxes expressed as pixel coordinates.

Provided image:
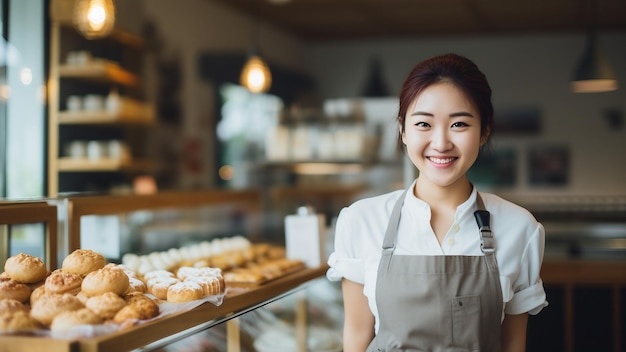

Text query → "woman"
[326,53,548,351]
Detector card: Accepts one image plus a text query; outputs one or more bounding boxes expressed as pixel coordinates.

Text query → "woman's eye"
[415,122,430,128]
[451,121,469,128]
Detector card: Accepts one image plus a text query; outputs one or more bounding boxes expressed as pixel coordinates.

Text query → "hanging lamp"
[571,1,618,93]
[240,54,272,93]
[73,0,116,40]
[240,0,272,93]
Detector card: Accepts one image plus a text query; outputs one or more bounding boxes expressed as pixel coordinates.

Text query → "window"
[1,0,46,198]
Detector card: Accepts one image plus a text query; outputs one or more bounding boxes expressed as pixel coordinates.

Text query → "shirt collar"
[403,179,479,219]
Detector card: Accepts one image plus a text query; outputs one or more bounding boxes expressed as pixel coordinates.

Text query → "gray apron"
[366,189,503,352]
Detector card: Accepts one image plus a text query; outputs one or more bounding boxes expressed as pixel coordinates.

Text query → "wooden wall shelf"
[57,158,155,172]
[58,110,154,125]
[59,62,139,87]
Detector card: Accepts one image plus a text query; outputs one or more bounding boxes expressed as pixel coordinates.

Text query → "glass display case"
[0,190,341,352]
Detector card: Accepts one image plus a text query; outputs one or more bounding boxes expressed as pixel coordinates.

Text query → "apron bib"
[367,189,503,352]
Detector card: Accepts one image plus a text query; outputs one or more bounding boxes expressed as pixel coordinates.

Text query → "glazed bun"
[126,277,147,294]
[86,292,126,320]
[0,279,32,303]
[30,293,84,325]
[81,267,129,297]
[50,308,102,332]
[4,253,48,284]
[166,281,203,303]
[45,270,83,295]
[62,249,106,276]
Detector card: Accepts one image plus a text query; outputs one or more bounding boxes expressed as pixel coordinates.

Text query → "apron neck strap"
[474,193,494,253]
[381,188,408,250]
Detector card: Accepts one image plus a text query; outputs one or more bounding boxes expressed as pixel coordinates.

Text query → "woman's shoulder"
[347,188,405,213]
[479,192,541,227]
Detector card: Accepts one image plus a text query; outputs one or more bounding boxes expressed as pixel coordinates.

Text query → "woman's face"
[401,82,485,190]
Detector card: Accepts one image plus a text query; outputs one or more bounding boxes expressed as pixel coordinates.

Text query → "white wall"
[304,32,626,196]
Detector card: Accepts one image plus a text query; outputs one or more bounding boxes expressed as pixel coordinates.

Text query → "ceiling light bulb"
[73,0,116,39]
[240,55,272,94]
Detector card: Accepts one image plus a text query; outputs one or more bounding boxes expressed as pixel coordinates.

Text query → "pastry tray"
[0,266,328,352]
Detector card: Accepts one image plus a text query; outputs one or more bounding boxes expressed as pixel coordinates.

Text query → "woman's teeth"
[428,157,456,164]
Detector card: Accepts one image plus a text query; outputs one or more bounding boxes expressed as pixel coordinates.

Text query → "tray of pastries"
[0,236,316,352]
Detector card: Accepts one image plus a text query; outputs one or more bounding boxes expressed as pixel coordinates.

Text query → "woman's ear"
[480,125,491,146]
[399,121,406,144]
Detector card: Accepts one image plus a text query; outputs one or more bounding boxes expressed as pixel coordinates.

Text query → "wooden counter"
[534,259,626,352]
[0,266,328,352]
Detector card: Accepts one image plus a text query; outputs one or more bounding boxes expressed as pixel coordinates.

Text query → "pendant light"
[73,0,116,40]
[240,0,272,94]
[571,0,618,93]
[240,54,272,93]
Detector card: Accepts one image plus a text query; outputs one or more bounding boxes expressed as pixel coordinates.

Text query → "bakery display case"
[0,190,338,352]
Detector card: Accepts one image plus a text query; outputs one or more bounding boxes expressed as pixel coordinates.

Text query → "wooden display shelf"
[0,266,328,352]
[59,61,139,87]
[58,110,154,125]
[57,157,155,172]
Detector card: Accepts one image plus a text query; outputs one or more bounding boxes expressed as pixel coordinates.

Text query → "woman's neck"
[413,177,473,209]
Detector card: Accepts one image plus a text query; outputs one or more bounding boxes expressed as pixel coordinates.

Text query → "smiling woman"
[327,53,548,352]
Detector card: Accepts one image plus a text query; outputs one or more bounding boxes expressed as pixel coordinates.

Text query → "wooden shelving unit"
[48,0,155,196]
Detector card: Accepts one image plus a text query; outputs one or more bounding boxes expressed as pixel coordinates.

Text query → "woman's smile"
[427,156,458,167]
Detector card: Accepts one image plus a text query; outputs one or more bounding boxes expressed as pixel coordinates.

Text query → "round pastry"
[113,294,159,324]
[0,310,41,332]
[126,277,147,294]
[86,292,126,319]
[62,249,106,276]
[176,266,221,281]
[166,281,203,303]
[81,267,130,297]
[0,279,31,303]
[146,277,180,300]
[29,285,47,306]
[184,275,224,296]
[75,291,90,305]
[3,253,48,284]
[27,277,46,292]
[223,269,265,284]
[50,307,102,332]
[30,293,84,325]
[45,270,83,295]
[0,298,29,314]
[142,269,175,282]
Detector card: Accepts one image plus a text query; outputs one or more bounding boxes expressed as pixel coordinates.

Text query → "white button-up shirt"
[327,182,548,333]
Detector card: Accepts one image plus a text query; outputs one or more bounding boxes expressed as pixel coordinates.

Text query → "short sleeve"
[326,206,366,284]
[504,223,549,315]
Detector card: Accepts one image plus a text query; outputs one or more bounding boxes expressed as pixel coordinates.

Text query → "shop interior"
[1,0,626,351]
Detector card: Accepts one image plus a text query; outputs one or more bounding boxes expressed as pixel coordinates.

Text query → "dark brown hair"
[397,53,494,149]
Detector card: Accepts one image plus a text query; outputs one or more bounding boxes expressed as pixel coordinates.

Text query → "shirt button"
[451,224,460,233]
[447,238,455,246]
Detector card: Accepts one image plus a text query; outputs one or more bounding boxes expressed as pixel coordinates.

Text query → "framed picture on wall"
[528,145,569,186]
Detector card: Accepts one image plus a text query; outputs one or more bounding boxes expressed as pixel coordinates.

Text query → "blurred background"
[0,1,625,351]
